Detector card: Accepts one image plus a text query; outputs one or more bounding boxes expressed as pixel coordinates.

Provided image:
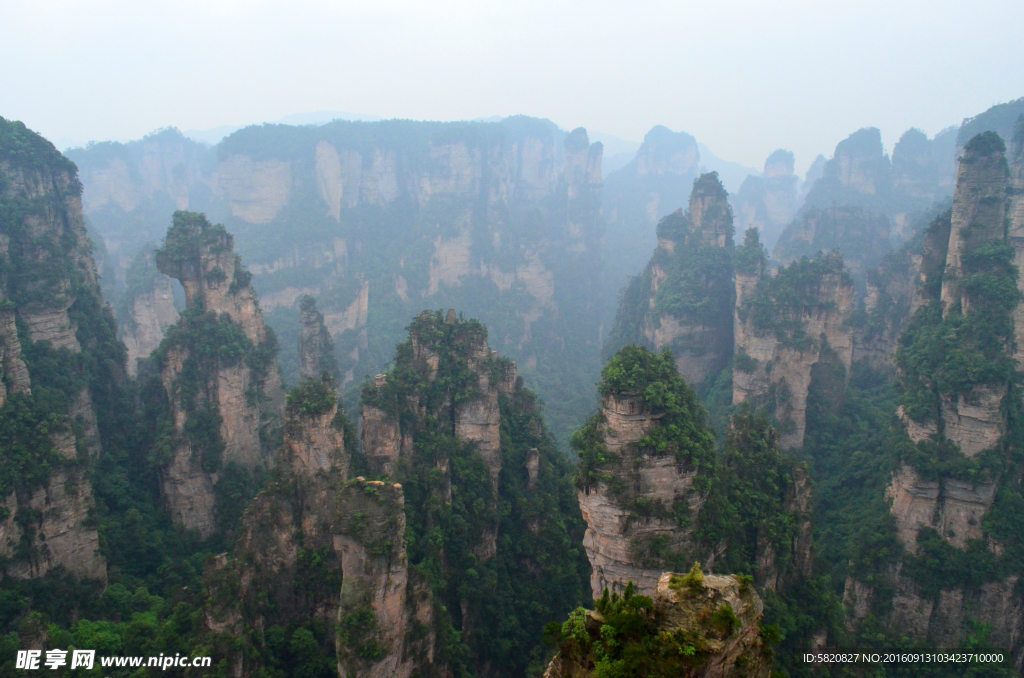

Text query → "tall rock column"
[574,347,813,598]
[940,132,1010,316]
[118,247,180,376]
[846,132,1024,663]
[0,116,110,582]
[153,210,285,537]
[733,250,854,450]
[606,172,735,388]
[298,295,340,382]
[1008,116,1024,368]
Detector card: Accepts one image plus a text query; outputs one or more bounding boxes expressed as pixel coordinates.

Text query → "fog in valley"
[2,2,1024,677]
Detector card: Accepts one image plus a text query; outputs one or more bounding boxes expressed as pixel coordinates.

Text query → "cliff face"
[733,252,854,450]
[603,126,702,322]
[605,173,734,389]
[844,132,1024,663]
[203,377,434,678]
[72,117,605,447]
[577,393,705,596]
[0,117,112,582]
[1010,117,1024,368]
[939,133,1010,315]
[575,347,813,602]
[151,211,284,537]
[544,570,772,678]
[354,310,589,677]
[118,248,180,376]
[298,295,340,382]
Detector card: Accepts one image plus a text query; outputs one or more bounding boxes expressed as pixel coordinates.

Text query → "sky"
[2,0,1022,176]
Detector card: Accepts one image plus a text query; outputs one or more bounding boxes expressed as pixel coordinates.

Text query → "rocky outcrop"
[354,310,586,674]
[577,348,812,606]
[1006,117,1024,369]
[203,374,435,678]
[846,132,1024,663]
[886,464,997,552]
[0,433,105,582]
[544,570,772,678]
[578,394,704,596]
[607,173,734,387]
[118,248,180,376]
[362,311,511,553]
[0,116,111,582]
[733,253,854,449]
[845,569,1024,658]
[153,211,285,537]
[0,298,31,408]
[298,295,340,382]
[939,132,1010,315]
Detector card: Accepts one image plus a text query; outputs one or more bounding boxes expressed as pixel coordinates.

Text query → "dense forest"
[1,93,1024,678]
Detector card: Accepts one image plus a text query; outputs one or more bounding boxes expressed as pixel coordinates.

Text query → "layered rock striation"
[574,347,813,599]
[733,244,854,450]
[544,569,772,678]
[151,211,285,537]
[0,116,114,582]
[845,131,1024,664]
[605,172,734,389]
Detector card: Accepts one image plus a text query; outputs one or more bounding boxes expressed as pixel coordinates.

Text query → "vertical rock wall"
[153,212,285,537]
[732,255,854,450]
[0,117,109,582]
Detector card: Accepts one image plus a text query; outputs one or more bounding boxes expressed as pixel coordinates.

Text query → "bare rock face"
[578,394,704,597]
[204,390,435,678]
[0,421,105,582]
[611,173,734,387]
[1008,118,1024,369]
[886,464,997,552]
[940,133,1010,315]
[118,248,180,376]
[333,481,433,678]
[0,302,31,408]
[298,295,340,382]
[733,254,854,450]
[0,117,110,582]
[544,571,772,678]
[153,211,285,537]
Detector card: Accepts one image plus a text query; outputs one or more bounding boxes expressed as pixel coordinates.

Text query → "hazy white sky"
[2,0,1022,174]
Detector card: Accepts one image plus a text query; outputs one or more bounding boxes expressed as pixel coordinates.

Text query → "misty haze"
[1,1,1023,676]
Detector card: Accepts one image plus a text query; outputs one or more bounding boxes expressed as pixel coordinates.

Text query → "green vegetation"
[361,311,590,677]
[604,177,735,395]
[286,373,338,419]
[743,251,850,348]
[734,227,767,275]
[546,571,772,678]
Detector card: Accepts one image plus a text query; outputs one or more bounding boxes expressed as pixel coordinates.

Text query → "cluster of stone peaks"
[205,307,584,677]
